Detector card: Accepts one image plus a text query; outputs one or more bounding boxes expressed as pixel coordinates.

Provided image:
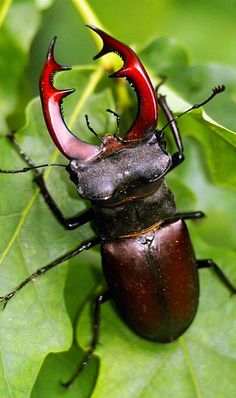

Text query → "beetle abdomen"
[101,220,199,342]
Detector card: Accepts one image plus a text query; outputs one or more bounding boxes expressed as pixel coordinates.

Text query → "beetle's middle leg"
[7,132,93,230]
[62,290,111,388]
[198,259,236,294]
[0,237,100,308]
[176,211,205,220]
[165,211,205,225]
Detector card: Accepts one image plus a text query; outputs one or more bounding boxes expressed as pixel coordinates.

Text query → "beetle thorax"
[66,134,171,204]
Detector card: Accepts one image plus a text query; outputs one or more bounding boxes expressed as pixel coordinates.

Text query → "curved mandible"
[39,37,101,161]
[88,25,158,141]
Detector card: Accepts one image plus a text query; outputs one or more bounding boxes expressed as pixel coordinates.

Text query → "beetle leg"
[0,238,100,309]
[34,173,93,229]
[158,95,184,170]
[158,86,225,172]
[165,211,205,225]
[198,259,236,294]
[176,211,205,220]
[61,290,111,388]
[7,133,93,230]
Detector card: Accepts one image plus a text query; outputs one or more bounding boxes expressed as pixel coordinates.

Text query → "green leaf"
[0,66,116,398]
[31,259,100,398]
[0,0,54,134]
[140,38,236,132]
[1,27,236,398]
[88,139,236,398]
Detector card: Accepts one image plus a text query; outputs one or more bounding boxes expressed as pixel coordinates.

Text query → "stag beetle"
[1,25,236,386]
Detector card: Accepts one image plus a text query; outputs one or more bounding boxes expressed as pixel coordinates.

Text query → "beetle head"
[40,26,171,204]
[66,134,171,203]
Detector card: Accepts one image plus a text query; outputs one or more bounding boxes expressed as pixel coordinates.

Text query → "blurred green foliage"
[1,0,236,131]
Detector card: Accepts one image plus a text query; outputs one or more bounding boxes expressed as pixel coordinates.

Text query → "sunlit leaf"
[0,0,54,134]
[140,38,236,131]
[0,11,236,397]
[0,67,116,398]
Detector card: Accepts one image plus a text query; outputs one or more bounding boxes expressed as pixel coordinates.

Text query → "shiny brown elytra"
[0,25,235,386]
[102,220,199,342]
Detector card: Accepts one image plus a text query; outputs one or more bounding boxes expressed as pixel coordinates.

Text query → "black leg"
[177,211,205,220]
[7,132,93,230]
[34,173,93,229]
[198,259,236,294]
[158,95,184,171]
[0,237,100,308]
[61,290,111,388]
[165,211,205,225]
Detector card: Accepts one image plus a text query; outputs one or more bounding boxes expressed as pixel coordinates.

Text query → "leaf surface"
[0,66,116,398]
[0,0,54,133]
[0,31,236,398]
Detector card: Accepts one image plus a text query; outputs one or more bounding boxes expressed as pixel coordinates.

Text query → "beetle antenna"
[0,163,67,174]
[85,114,104,143]
[106,108,122,138]
[160,85,225,134]
[106,109,123,141]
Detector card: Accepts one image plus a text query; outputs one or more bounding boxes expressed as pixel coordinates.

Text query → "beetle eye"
[68,160,79,172]
[65,161,79,185]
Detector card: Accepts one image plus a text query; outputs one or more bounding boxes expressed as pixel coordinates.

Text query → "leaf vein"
[180,336,202,398]
[0,345,14,398]
[0,67,104,269]
[134,345,176,397]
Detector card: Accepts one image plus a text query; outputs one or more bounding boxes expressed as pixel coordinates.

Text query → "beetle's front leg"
[34,173,93,229]
[0,237,100,308]
[7,132,93,230]
[157,86,225,173]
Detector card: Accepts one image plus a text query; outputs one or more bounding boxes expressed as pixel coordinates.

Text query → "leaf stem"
[70,0,117,70]
[71,0,106,34]
[0,0,12,27]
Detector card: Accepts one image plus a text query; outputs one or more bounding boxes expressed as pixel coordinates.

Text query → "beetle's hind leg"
[7,132,93,230]
[198,259,236,294]
[61,290,111,388]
